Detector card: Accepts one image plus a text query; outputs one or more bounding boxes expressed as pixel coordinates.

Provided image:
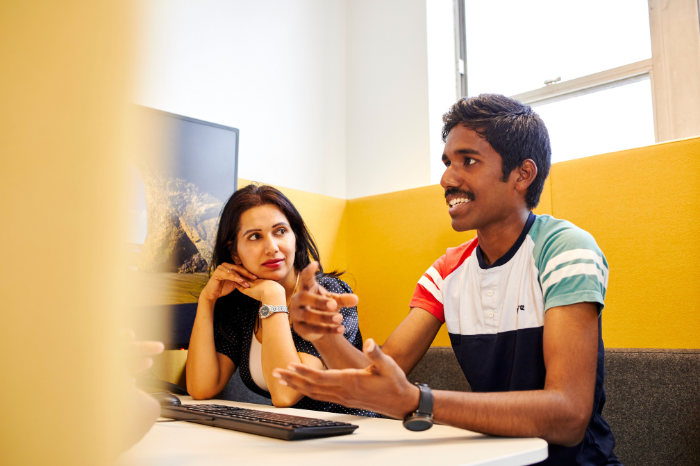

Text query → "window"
[454,0,700,161]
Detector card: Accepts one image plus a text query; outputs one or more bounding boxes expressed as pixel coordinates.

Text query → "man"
[273,94,619,465]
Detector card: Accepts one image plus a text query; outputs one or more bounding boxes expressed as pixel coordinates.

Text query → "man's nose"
[441,165,459,189]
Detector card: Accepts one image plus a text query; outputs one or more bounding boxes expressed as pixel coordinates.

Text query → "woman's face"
[234,204,296,281]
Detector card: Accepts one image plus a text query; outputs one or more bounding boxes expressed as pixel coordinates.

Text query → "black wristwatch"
[402,383,434,431]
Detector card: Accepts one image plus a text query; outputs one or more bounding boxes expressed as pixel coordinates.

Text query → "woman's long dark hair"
[212,184,340,278]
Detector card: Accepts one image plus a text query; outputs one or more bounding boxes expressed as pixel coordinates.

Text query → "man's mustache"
[444,188,475,202]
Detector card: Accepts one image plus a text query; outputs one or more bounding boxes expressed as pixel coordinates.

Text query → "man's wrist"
[392,382,421,420]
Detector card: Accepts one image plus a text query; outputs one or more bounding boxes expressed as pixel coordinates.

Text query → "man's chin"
[450,216,476,232]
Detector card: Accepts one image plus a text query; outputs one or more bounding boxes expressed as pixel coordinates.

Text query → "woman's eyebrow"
[242,222,289,236]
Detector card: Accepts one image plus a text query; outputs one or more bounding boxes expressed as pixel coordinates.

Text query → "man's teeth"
[449,198,470,207]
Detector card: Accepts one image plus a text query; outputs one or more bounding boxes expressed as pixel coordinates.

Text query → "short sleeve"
[212,295,242,368]
[292,276,363,358]
[535,222,609,313]
[409,255,447,323]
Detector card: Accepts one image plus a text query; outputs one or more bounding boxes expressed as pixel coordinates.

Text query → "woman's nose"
[263,235,279,254]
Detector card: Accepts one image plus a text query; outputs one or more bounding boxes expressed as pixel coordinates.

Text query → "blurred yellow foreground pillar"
[1,1,136,464]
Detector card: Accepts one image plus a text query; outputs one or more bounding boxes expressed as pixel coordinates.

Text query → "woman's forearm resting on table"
[260,311,313,407]
[186,299,233,399]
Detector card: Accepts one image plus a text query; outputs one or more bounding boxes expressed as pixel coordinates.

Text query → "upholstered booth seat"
[406,347,700,466]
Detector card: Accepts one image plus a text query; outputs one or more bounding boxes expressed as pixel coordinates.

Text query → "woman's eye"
[248,233,260,240]
[276,227,287,235]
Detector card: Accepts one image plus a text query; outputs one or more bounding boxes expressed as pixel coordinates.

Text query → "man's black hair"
[442,94,551,210]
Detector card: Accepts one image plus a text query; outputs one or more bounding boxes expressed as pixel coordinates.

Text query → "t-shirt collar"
[476,211,537,270]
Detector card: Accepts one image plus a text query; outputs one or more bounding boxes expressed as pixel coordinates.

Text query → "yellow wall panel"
[550,137,700,348]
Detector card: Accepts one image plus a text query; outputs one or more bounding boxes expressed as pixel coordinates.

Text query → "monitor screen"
[126,105,239,348]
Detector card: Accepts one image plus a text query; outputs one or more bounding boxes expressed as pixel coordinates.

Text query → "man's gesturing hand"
[289,262,359,342]
[272,339,420,419]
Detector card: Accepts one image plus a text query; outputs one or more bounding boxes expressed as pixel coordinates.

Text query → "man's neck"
[476,209,531,266]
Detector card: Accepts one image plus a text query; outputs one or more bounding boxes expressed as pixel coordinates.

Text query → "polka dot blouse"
[213,275,380,418]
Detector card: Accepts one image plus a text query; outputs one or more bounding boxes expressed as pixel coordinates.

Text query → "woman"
[186,184,377,416]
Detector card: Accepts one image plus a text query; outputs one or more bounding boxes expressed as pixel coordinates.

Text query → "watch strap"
[259,304,289,318]
[415,383,434,416]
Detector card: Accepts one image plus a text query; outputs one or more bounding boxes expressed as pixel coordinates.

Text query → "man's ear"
[514,159,538,192]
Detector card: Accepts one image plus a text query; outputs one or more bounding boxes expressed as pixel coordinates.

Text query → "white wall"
[137,0,453,199]
[426,0,457,185]
[136,0,347,198]
[345,0,432,199]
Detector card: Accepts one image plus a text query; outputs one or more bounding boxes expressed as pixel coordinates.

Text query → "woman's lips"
[262,259,284,269]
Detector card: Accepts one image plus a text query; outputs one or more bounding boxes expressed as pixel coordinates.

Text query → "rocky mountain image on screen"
[134,158,222,274]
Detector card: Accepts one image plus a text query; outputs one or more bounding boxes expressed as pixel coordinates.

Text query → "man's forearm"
[433,389,590,446]
[312,334,371,369]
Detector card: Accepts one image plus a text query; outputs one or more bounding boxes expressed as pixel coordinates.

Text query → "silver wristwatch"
[259,304,289,319]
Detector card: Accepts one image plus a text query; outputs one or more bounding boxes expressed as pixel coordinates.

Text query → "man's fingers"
[293,321,346,336]
[129,357,154,375]
[273,371,343,404]
[128,341,164,357]
[299,262,320,291]
[327,292,359,308]
[297,307,345,325]
[293,290,344,312]
[362,339,396,373]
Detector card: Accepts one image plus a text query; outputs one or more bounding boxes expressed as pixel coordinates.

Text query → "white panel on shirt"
[444,236,545,336]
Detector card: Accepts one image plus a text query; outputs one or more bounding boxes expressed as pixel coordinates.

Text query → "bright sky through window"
[465,0,652,97]
[535,78,655,163]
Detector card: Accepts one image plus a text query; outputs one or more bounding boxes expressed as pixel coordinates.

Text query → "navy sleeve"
[213,295,242,368]
[291,276,363,358]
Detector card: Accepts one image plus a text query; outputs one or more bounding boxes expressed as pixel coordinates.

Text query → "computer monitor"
[126,105,239,349]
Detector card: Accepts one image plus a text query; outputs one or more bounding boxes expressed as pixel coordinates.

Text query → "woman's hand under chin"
[198,262,258,304]
[234,275,287,305]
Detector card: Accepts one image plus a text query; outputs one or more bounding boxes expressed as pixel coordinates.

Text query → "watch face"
[403,416,433,432]
[260,305,271,318]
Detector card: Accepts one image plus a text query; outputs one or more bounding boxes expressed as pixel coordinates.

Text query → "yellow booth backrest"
[153,136,700,387]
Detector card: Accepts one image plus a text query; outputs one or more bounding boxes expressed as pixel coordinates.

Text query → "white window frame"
[454,0,700,143]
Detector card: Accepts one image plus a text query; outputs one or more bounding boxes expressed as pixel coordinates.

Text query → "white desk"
[118,397,548,466]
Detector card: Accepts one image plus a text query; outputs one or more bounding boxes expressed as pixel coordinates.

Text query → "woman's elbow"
[270,391,302,408]
[187,382,215,400]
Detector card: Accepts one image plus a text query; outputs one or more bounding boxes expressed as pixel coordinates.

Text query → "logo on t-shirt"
[516,305,525,312]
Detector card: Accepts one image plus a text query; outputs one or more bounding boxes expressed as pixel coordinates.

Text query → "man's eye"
[465,158,476,165]
[444,160,451,167]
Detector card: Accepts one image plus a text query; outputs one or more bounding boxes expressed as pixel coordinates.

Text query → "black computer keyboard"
[160,404,359,440]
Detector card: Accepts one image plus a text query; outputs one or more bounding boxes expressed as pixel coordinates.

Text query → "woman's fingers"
[220,262,258,281]
[216,264,251,288]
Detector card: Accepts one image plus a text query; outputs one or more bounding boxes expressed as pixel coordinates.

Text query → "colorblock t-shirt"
[410,213,619,465]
